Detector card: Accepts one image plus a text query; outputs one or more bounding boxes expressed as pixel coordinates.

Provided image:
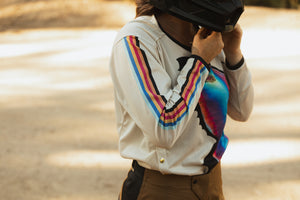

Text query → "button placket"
[156,147,168,173]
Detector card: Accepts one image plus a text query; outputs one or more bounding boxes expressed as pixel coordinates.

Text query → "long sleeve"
[110,35,210,149]
[224,59,254,121]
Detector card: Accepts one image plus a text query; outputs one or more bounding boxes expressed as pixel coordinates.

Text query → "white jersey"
[109,15,254,175]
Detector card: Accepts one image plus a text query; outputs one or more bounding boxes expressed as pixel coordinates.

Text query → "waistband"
[133,160,221,189]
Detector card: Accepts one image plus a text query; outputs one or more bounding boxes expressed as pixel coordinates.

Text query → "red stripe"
[183,61,201,101]
[126,36,204,124]
[161,102,186,120]
[129,36,165,110]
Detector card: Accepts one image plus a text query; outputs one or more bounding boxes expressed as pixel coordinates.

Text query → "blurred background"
[0,0,299,200]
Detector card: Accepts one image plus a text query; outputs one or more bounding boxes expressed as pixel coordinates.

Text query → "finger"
[231,24,243,36]
[235,24,243,35]
[208,31,222,40]
[199,28,213,39]
[210,32,224,48]
[234,23,241,31]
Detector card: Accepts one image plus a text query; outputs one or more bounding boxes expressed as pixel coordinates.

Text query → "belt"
[133,160,198,188]
[131,160,224,199]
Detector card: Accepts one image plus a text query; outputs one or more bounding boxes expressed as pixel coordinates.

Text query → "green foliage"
[244,0,299,9]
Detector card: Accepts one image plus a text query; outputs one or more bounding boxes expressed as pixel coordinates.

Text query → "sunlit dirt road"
[0,6,300,200]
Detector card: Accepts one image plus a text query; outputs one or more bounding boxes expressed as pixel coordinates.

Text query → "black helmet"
[149,0,244,32]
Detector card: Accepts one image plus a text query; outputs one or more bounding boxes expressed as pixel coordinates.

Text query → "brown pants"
[119,161,224,200]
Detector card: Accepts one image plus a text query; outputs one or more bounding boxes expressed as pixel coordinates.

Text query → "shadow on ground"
[0,0,135,31]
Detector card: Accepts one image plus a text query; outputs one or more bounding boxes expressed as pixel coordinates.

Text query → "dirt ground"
[0,1,300,200]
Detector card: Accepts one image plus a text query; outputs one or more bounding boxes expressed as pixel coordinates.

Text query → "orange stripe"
[185,64,203,104]
[181,60,201,97]
[182,60,204,102]
[126,36,204,125]
[128,35,189,123]
[181,60,199,98]
[135,44,165,110]
[127,36,165,112]
[159,101,187,123]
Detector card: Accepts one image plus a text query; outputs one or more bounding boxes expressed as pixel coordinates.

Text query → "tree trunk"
[286,0,299,8]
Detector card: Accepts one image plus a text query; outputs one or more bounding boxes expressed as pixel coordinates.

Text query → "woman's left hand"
[222,24,243,66]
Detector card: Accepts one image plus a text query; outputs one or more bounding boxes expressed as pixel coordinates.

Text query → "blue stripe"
[187,67,205,108]
[185,64,207,109]
[123,37,207,129]
[158,110,188,127]
[123,38,161,119]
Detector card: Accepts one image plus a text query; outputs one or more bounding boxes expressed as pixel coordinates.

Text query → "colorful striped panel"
[123,36,206,129]
[200,67,230,161]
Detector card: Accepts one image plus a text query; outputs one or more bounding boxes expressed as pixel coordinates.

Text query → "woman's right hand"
[191,28,224,64]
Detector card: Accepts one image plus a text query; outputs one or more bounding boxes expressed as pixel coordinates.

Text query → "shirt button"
[160,158,165,163]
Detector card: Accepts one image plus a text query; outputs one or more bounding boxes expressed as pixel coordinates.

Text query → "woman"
[109,0,254,199]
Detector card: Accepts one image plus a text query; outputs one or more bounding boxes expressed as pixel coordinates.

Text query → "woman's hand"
[192,28,224,64]
[222,24,243,66]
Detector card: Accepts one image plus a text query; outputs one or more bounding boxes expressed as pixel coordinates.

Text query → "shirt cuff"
[226,56,245,70]
[190,55,211,72]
